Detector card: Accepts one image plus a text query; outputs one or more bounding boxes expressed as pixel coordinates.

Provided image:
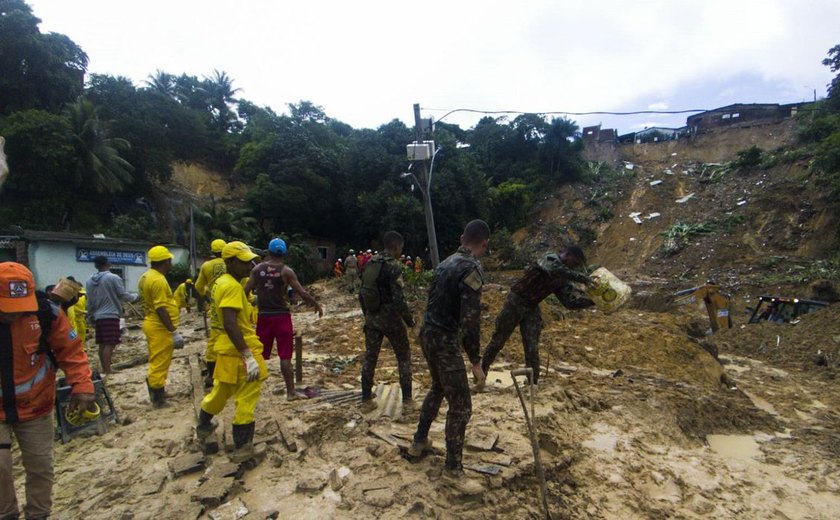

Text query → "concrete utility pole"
[412,103,441,267]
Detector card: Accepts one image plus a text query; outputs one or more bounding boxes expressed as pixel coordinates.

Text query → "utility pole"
[413,103,441,267]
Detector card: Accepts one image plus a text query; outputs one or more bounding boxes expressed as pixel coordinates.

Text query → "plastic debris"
[647,212,661,219]
[737,200,747,206]
[676,193,695,203]
[650,180,663,186]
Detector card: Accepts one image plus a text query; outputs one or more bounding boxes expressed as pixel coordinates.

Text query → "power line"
[424,107,711,123]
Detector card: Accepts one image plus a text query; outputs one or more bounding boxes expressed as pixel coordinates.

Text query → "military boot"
[407,437,433,457]
[440,467,484,495]
[195,409,218,441]
[230,422,256,463]
[204,361,216,389]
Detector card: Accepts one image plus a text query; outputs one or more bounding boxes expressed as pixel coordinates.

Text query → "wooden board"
[188,354,220,455]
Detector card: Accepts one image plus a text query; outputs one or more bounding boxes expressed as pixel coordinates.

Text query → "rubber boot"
[204,361,216,389]
[146,379,166,408]
[230,422,255,463]
[195,409,217,441]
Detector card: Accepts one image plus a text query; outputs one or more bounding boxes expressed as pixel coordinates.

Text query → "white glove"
[242,352,260,382]
[172,332,185,349]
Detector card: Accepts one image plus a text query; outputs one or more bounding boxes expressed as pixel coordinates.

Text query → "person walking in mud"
[358,231,416,413]
[196,239,228,388]
[344,249,359,293]
[481,246,594,385]
[409,219,490,495]
[245,238,323,401]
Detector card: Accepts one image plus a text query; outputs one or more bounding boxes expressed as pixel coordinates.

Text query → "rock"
[295,477,326,494]
[204,462,242,480]
[364,488,394,508]
[102,438,115,449]
[329,468,344,491]
[170,453,206,477]
[270,455,284,468]
[244,511,279,519]
[209,497,249,520]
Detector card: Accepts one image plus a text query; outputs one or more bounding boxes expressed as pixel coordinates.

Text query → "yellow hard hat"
[211,239,227,253]
[148,245,174,263]
[222,241,258,262]
[65,401,101,427]
[186,278,193,284]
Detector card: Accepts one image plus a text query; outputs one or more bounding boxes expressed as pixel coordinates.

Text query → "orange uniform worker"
[0,263,95,520]
[138,246,182,407]
[196,242,267,463]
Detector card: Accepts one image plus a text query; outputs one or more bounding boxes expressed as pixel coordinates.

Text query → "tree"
[195,195,259,243]
[145,69,176,98]
[66,97,134,194]
[0,0,88,114]
[203,69,241,132]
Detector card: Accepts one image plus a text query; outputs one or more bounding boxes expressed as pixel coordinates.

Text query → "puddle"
[706,434,761,460]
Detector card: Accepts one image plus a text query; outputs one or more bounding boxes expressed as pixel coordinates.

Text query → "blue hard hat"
[268,238,287,255]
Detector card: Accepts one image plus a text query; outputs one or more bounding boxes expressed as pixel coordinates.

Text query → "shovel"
[511,367,551,520]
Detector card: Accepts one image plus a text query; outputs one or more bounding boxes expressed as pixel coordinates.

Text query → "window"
[722,114,731,120]
[317,246,328,260]
[731,113,740,118]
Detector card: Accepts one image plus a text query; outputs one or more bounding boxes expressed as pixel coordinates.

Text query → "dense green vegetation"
[0,0,584,257]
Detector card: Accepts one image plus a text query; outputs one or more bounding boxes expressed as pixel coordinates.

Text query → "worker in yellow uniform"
[174,278,195,313]
[71,288,87,346]
[138,245,183,407]
[195,241,267,463]
[195,239,227,387]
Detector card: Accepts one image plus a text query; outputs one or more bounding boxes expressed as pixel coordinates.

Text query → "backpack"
[359,258,387,313]
[33,290,59,359]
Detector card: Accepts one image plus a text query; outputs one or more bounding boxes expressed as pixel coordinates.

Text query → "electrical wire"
[425,107,710,123]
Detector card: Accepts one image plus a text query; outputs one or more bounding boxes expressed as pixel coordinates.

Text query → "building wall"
[28,241,188,290]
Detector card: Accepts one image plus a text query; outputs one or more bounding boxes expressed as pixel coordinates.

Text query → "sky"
[27,0,840,134]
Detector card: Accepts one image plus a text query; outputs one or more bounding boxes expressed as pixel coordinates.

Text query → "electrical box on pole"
[406,141,434,161]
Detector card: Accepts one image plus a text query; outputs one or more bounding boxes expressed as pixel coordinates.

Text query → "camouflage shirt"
[511,252,594,309]
[422,246,484,365]
[359,252,414,325]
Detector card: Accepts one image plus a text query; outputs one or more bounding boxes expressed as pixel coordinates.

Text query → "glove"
[242,352,260,382]
[172,332,185,349]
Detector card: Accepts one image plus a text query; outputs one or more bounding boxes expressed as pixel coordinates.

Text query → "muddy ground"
[10,275,840,520]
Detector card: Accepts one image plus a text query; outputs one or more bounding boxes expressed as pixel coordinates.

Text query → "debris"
[647,212,661,219]
[465,428,499,451]
[295,476,327,494]
[464,463,502,476]
[737,200,747,206]
[649,180,663,187]
[204,462,242,480]
[481,453,512,467]
[633,216,643,225]
[664,169,674,175]
[208,497,249,520]
[170,453,206,477]
[624,162,635,170]
[272,416,298,452]
[329,468,345,491]
[192,476,237,507]
[364,489,394,508]
[676,193,695,203]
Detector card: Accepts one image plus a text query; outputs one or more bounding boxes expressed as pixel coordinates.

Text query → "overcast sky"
[28,0,840,133]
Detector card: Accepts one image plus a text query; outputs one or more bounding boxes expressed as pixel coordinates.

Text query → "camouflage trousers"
[481,292,544,383]
[361,310,412,401]
[345,270,359,292]
[414,325,472,470]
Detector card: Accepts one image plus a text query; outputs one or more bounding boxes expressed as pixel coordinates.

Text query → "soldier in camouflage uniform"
[481,245,594,384]
[359,231,416,412]
[409,220,491,495]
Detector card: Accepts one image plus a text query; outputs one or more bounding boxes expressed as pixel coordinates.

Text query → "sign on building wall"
[76,247,146,266]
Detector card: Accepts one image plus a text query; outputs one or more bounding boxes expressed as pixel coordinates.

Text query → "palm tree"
[145,70,176,97]
[203,70,241,132]
[66,97,134,194]
[195,195,258,243]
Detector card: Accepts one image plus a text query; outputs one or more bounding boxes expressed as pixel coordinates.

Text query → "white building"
[0,230,189,291]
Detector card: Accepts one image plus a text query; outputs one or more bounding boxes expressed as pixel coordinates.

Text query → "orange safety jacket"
[0,305,94,424]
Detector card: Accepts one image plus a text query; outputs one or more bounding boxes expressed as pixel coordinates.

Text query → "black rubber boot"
[230,422,256,463]
[204,361,216,388]
[147,379,166,408]
[196,409,217,441]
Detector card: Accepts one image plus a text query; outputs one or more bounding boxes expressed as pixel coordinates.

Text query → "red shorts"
[257,313,294,360]
[94,318,122,346]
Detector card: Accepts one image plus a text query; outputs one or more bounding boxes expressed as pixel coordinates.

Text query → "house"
[0,229,189,290]
[686,103,810,134]
[632,126,688,144]
[298,236,336,276]
[582,124,618,143]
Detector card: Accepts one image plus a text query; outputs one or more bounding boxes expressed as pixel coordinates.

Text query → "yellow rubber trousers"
[144,320,174,389]
[200,353,265,425]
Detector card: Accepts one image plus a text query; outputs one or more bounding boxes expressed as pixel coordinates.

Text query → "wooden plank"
[271,415,298,453]
[189,354,220,455]
[295,334,303,383]
[465,428,499,451]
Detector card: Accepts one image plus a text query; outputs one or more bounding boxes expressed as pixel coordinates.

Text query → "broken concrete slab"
[204,462,242,481]
[464,463,501,476]
[208,497,249,520]
[481,453,512,467]
[192,476,237,508]
[170,452,206,477]
[465,428,498,451]
[243,510,279,520]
